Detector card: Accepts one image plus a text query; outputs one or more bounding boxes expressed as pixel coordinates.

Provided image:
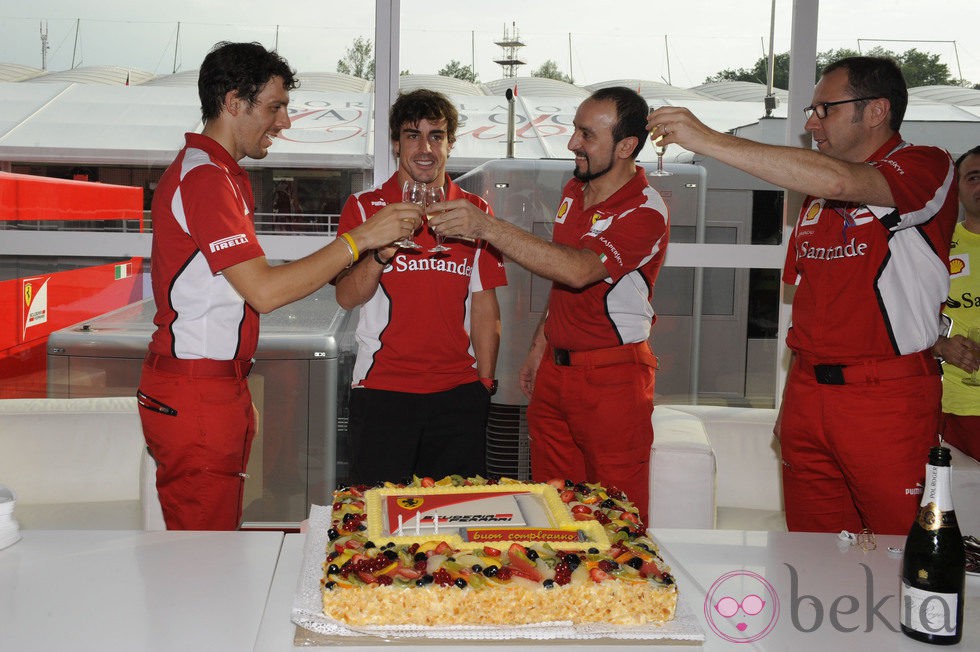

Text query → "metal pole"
[953,41,963,84]
[40,21,49,70]
[765,0,777,116]
[568,33,573,82]
[71,19,80,69]
[173,22,180,73]
[505,88,515,158]
[689,167,708,402]
[372,0,400,187]
[776,0,821,410]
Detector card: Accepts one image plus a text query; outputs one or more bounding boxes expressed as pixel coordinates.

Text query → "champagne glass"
[649,106,671,177]
[395,180,424,250]
[962,327,980,386]
[425,185,449,253]
[649,134,670,177]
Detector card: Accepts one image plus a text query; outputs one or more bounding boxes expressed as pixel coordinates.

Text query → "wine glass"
[649,106,671,177]
[962,327,980,386]
[425,185,449,253]
[395,180,424,250]
[649,134,670,177]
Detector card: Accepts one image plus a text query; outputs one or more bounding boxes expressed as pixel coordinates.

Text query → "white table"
[0,529,284,652]
[653,529,979,651]
[256,529,979,651]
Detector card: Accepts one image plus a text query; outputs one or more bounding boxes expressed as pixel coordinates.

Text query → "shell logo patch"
[555,197,573,224]
[397,497,424,510]
[800,200,822,227]
[950,255,969,279]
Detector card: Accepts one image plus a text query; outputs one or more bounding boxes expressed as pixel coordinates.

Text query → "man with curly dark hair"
[334,89,508,485]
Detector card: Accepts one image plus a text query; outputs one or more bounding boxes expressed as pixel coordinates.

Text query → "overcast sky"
[1,0,977,89]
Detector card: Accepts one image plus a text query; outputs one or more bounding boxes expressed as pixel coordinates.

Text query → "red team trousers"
[779,355,941,535]
[527,342,657,524]
[137,355,256,530]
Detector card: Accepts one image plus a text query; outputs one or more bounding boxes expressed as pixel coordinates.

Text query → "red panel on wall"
[0,172,143,225]
[0,259,144,397]
[0,172,146,396]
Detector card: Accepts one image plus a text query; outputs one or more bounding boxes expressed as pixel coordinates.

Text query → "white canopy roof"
[0,76,975,171]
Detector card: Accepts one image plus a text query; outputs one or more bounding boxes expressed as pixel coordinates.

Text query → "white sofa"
[650,405,785,531]
[0,396,164,530]
[3,396,976,536]
[649,404,980,535]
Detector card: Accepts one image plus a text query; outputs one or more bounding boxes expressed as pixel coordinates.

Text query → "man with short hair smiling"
[429,87,668,523]
[933,145,980,460]
[138,42,419,530]
[334,89,507,486]
[648,56,959,535]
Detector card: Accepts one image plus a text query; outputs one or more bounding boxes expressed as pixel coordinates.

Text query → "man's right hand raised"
[349,202,422,252]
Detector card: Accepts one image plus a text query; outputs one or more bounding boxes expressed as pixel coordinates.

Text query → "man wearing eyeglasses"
[648,56,958,536]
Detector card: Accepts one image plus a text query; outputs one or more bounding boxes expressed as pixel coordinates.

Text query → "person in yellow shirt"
[933,145,980,460]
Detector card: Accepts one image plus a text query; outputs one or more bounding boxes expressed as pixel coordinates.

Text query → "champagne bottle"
[899,446,965,645]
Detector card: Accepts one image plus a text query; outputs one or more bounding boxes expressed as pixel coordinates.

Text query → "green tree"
[704,52,791,88]
[815,48,861,74]
[888,47,954,87]
[438,60,478,83]
[336,36,375,80]
[532,60,573,84]
[706,47,966,88]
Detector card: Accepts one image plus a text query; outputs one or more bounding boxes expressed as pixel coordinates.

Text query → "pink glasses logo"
[705,570,780,643]
[715,594,766,619]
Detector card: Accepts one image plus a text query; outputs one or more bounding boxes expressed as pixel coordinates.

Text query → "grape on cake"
[321,476,677,627]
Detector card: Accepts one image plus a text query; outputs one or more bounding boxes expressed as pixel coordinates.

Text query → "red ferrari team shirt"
[337,173,508,393]
[544,168,670,351]
[783,133,958,363]
[148,133,265,361]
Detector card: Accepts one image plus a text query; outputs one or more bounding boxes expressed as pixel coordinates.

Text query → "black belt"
[551,342,655,368]
[796,350,940,385]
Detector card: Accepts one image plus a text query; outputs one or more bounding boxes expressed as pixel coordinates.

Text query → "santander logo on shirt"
[797,238,869,262]
[388,253,474,277]
[796,199,876,263]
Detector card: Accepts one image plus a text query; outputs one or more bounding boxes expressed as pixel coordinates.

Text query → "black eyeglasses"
[803,97,881,120]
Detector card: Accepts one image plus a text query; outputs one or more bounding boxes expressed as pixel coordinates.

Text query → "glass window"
[3,0,976,414]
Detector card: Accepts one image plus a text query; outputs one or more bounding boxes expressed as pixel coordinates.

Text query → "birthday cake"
[321,476,677,627]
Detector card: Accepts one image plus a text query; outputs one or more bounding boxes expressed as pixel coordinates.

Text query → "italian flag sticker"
[114,263,131,279]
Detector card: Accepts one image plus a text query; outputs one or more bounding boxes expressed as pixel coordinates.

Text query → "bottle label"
[916,501,959,531]
[920,466,954,511]
[900,582,959,636]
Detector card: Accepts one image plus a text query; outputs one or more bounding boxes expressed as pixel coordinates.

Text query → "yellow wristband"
[340,232,359,264]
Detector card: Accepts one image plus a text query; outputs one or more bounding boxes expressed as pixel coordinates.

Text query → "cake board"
[290,505,705,644]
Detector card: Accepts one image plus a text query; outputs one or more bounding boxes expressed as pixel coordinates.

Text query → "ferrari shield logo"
[24,282,32,307]
[397,497,424,510]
